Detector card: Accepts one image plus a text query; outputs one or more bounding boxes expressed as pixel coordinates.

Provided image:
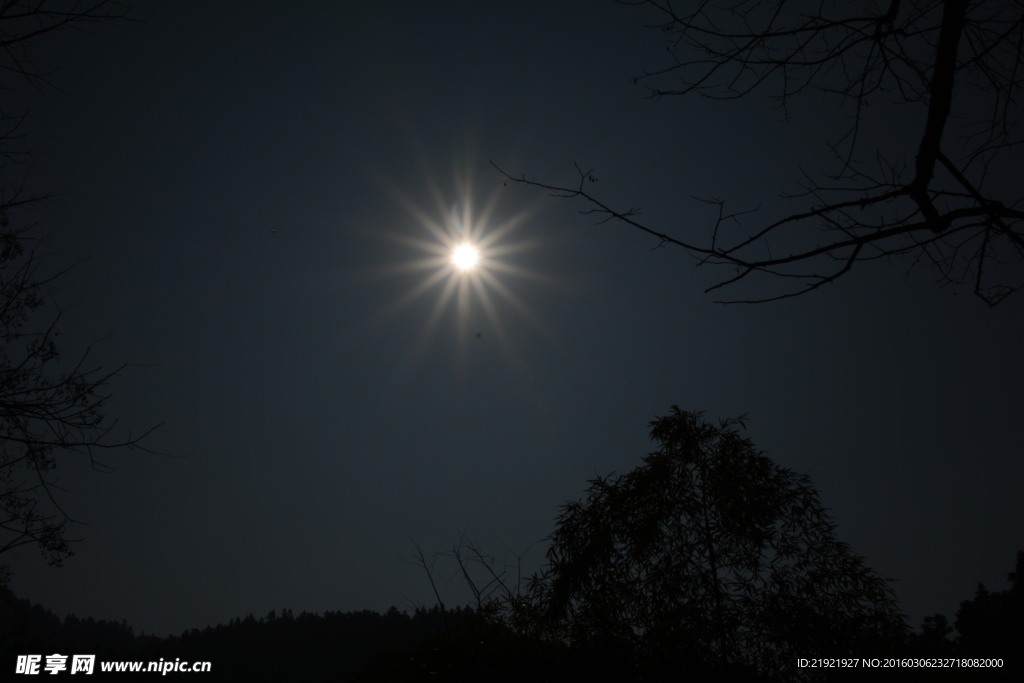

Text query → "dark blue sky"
[7,1,1023,638]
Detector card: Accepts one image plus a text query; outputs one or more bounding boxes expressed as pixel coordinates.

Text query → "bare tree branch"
[501,0,1024,305]
[0,2,157,584]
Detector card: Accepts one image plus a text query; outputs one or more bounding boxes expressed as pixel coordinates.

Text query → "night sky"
[7,1,1023,639]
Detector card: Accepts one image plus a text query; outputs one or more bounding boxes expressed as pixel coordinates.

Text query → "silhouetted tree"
[2,2,130,170]
[498,0,1024,305]
[0,1,156,587]
[506,408,907,682]
[954,550,1022,660]
[908,613,957,657]
[900,551,1020,681]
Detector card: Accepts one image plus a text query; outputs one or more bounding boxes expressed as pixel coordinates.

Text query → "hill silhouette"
[2,588,447,681]
[2,551,1019,681]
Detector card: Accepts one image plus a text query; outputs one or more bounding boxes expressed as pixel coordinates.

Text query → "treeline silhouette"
[1,552,1019,682]
[0,590,451,681]
[354,554,1022,683]
[902,550,1023,676]
[3,409,1020,681]
[351,409,1022,682]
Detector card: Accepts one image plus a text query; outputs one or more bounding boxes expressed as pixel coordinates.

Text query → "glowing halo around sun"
[365,160,562,386]
[451,243,479,271]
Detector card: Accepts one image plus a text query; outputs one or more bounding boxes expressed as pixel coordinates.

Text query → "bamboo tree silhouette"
[512,408,907,681]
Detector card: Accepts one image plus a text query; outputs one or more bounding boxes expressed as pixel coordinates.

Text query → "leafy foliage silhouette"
[507,408,908,681]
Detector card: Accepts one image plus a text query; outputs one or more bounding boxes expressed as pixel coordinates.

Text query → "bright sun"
[370,171,551,376]
[451,243,479,271]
